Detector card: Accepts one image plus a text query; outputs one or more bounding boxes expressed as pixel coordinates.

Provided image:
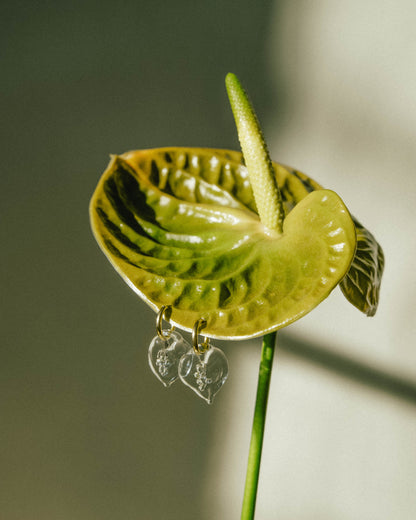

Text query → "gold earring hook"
[192,318,210,355]
[156,305,174,339]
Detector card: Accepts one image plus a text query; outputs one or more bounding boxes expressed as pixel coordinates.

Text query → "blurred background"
[1,1,416,518]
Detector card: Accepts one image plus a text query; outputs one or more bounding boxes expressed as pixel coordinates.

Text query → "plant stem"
[241,331,277,520]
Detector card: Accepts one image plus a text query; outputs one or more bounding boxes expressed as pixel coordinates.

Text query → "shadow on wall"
[279,333,416,406]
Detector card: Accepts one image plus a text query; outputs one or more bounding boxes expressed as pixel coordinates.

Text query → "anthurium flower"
[90,75,383,340]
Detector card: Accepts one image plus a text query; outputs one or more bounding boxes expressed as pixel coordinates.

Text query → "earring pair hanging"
[148,306,229,404]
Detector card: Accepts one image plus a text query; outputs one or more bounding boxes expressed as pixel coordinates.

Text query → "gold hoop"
[156,305,174,339]
[192,318,210,354]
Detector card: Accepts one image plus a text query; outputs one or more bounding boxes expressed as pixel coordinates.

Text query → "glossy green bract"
[89,147,366,339]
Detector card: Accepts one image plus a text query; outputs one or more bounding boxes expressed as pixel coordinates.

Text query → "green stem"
[241,332,277,520]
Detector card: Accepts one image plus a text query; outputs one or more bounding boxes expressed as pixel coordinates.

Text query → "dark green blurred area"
[1,1,275,518]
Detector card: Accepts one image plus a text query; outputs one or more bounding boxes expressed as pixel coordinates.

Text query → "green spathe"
[90,148,357,339]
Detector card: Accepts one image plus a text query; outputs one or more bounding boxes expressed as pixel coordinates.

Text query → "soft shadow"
[280,333,416,406]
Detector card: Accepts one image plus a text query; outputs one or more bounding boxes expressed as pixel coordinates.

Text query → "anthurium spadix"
[90,75,383,340]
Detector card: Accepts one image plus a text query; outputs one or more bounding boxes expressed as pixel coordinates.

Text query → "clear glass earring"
[148,306,190,387]
[178,318,229,404]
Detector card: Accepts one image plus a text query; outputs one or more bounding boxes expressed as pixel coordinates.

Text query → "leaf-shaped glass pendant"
[90,147,362,339]
[148,330,190,387]
[178,346,229,404]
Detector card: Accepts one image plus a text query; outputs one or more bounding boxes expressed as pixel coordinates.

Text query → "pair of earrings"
[148,306,229,404]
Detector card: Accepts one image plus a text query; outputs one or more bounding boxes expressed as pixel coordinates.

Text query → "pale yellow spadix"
[225,73,284,234]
